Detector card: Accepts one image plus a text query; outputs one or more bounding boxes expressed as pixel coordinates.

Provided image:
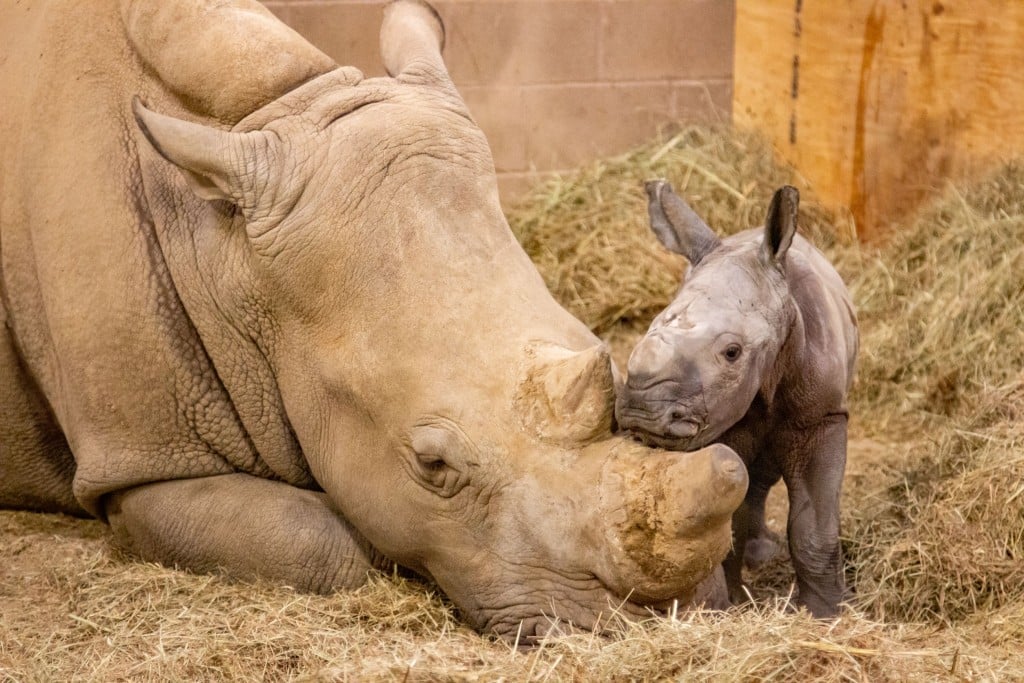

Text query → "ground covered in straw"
[3,127,1023,681]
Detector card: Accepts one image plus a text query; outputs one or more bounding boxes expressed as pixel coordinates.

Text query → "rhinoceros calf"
[0,0,749,639]
[615,181,858,617]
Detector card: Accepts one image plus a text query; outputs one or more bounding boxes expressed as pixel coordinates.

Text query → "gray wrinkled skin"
[616,180,859,617]
[0,1,749,640]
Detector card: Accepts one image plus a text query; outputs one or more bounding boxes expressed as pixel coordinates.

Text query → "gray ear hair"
[132,97,273,215]
[644,179,721,265]
[761,185,799,266]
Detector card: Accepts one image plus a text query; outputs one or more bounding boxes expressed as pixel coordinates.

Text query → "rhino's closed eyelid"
[408,417,480,464]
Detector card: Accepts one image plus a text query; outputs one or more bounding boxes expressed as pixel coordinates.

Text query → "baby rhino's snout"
[622,331,677,390]
[616,333,705,446]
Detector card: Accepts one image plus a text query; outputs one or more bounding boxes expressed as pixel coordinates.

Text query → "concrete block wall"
[262,1,735,203]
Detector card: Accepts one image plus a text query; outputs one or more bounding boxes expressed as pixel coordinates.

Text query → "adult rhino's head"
[131,1,746,640]
[617,180,800,451]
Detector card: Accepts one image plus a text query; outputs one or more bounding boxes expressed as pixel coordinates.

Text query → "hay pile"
[0,511,1007,681]
[840,165,1024,627]
[4,126,1024,680]
[849,165,1024,421]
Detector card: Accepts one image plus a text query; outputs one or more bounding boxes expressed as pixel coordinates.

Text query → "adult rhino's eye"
[410,444,457,494]
[418,452,447,472]
[723,344,743,362]
[407,423,475,498]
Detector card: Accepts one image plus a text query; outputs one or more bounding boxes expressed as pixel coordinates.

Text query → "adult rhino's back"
[0,0,339,515]
[1,0,334,119]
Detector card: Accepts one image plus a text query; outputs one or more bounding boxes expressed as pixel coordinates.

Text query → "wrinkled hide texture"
[0,1,748,640]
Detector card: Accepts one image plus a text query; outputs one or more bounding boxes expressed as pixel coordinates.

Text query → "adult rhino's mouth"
[435,439,745,644]
[470,571,663,644]
[441,543,687,643]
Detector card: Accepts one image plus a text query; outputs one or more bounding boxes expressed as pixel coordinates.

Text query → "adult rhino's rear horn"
[516,343,617,446]
[380,0,449,86]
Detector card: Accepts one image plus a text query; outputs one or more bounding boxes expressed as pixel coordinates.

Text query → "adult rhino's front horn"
[516,342,619,446]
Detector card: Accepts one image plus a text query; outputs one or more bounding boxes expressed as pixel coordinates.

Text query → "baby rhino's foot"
[744,533,780,570]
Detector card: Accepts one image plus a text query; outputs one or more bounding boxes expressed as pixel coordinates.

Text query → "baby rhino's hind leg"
[723,458,781,604]
[0,303,84,516]
[743,467,782,570]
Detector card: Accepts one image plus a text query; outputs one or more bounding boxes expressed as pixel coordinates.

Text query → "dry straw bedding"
[3,127,1023,680]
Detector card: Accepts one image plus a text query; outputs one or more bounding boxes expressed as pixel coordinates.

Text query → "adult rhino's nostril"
[709,445,748,487]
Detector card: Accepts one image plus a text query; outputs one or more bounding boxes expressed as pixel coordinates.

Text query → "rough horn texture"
[515,343,617,446]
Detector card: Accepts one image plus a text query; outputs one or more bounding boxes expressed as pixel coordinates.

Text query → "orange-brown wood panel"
[735,0,1024,239]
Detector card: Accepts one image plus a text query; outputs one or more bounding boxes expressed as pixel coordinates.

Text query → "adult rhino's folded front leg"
[106,474,388,592]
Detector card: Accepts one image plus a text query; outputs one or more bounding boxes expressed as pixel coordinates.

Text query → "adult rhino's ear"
[761,185,799,267]
[645,179,721,265]
[132,97,274,217]
[380,0,449,86]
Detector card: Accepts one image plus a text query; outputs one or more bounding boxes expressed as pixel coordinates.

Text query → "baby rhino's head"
[616,181,799,450]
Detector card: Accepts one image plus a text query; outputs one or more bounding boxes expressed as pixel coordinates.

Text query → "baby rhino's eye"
[723,344,742,362]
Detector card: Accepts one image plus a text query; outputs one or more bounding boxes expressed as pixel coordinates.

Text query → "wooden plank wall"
[734,0,1024,239]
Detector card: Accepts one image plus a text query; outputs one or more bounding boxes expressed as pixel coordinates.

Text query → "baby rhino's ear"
[644,179,721,265]
[761,185,799,267]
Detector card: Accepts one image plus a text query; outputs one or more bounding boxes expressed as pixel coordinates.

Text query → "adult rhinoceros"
[0,0,747,639]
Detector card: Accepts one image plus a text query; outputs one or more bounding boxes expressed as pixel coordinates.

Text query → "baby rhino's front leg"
[775,416,848,617]
[741,462,783,570]
[106,473,388,592]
